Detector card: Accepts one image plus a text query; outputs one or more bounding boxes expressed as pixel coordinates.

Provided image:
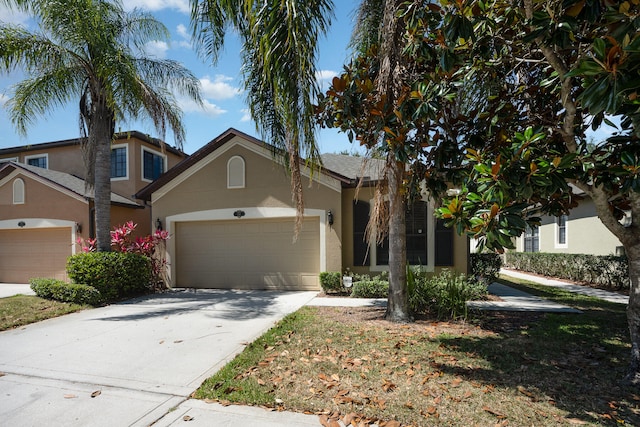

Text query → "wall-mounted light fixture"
[327,210,334,226]
[233,210,246,218]
[17,221,25,228]
[156,218,163,231]
[76,223,82,233]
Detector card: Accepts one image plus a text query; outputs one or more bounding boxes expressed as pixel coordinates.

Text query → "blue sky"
[0,0,618,155]
[0,0,362,155]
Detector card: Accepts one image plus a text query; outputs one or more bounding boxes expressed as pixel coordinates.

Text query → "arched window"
[227,156,245,189]
[13,178,25,204]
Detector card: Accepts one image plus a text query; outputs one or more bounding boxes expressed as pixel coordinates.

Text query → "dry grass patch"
[0,295,87,331]
[195,282,640,426]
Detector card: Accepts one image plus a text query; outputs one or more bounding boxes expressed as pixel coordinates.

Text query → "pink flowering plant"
[77,221,169,289]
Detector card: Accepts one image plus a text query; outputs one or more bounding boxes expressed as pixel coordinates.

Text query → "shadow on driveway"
[98,288,316,322]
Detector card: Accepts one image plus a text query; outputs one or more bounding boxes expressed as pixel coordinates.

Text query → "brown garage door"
[175,217,320,290]
[0,228,71,283]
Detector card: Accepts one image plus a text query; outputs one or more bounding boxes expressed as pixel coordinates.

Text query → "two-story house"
[0,131,186,283]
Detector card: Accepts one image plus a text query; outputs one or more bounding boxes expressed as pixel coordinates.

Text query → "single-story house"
[136,128,470,291]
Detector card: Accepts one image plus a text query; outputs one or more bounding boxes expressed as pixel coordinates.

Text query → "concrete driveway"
[0,289,316,426]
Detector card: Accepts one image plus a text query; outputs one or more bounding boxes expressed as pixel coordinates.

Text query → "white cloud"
[316,69,339,92]
[240,109,251,122]
[316,70,338,82]
[178,96,226,118]
[122,0,189,13]
[177,23,189,39]
[143,41,169,58]
[200,75,241,101]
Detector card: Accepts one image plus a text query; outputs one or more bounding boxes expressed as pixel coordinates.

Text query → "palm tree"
[190,0,413,321]
[190,0,333,235]
[0,0,202,251]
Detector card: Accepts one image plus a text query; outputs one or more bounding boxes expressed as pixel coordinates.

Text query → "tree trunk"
[386,156,411,322]
[625,244,640,385]
[90,101,114,252]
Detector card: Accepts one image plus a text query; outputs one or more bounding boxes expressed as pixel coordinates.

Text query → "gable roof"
[0,130,185,158]
[135,128,386,201]
[0,162,142,208]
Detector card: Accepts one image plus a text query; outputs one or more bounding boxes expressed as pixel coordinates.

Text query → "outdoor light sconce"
[76,222,82,233]
[17,221,25,228]
[327,210,334,226]
[233,210,246,218]
[156,218,163,231]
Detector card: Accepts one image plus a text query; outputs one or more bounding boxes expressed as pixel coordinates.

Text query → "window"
[557,215,567,246]
[377,201,428,265]
[13,178,24,204]
[227,156,245,188]
[0,157,18,164]
[143,149,165,181]
[111,146,127,178]
[524,225,539,252]
[25,154,47,169]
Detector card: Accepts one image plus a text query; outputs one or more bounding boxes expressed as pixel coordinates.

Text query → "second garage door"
[175,217,320,290]
[0,227,71,283]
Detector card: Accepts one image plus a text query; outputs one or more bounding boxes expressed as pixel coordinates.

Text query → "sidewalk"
[499,268,628,305]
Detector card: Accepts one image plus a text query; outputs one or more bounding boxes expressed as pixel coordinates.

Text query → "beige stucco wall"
[341,187,469,276]
[0,172,89,239]
[515,198,623,256]
[151,136,343,275]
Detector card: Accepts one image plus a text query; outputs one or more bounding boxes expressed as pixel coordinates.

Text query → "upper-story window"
[111,145,128,179]
[227,156,245,189]
[142,148,166,181]
[25,154,48,169]
[0,157,18,165]
[13,178,25,204]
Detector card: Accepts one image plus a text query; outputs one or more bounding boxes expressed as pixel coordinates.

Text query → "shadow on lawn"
[96,289,311,322]
[434,302,639,426]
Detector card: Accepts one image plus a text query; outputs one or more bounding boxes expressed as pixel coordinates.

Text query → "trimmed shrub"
[319,272,345,294]
[351,279,389,298]
[409,270,487,320]
[504,252,629,290]
[30,278,102,305]
[66,252,152,302]
[470,253,502,285]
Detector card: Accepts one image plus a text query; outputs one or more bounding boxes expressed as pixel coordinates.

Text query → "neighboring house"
[0,132,186,283]
[136,128,470,291]
[513,194,626,256]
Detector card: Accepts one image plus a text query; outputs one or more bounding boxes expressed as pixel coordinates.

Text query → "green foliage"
[351,279,389,298]
[319,272,345,294]
[504,252,629,290]
[470,253,503,285]
[30,278,102,306]
[409,270,487,320]
[66,252,151,302]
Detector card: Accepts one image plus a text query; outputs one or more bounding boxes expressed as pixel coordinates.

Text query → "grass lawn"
[194,276,640,426]
[0,294,88,331]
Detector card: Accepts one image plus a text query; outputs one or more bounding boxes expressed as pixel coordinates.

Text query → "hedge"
[66,252,152,301]
[470,253,502,285]
[30,278,102,305]
[504,252,629,290]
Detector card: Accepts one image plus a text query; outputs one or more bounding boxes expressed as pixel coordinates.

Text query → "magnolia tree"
[319,0,640,384]
[78,221,169,289]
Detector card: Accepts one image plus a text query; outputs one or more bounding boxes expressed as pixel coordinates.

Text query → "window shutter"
[353,201,370,265]
[434,219,454,266]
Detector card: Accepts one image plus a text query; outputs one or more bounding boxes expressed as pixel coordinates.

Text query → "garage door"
[0,228,71,283]
[175,217,320,290]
